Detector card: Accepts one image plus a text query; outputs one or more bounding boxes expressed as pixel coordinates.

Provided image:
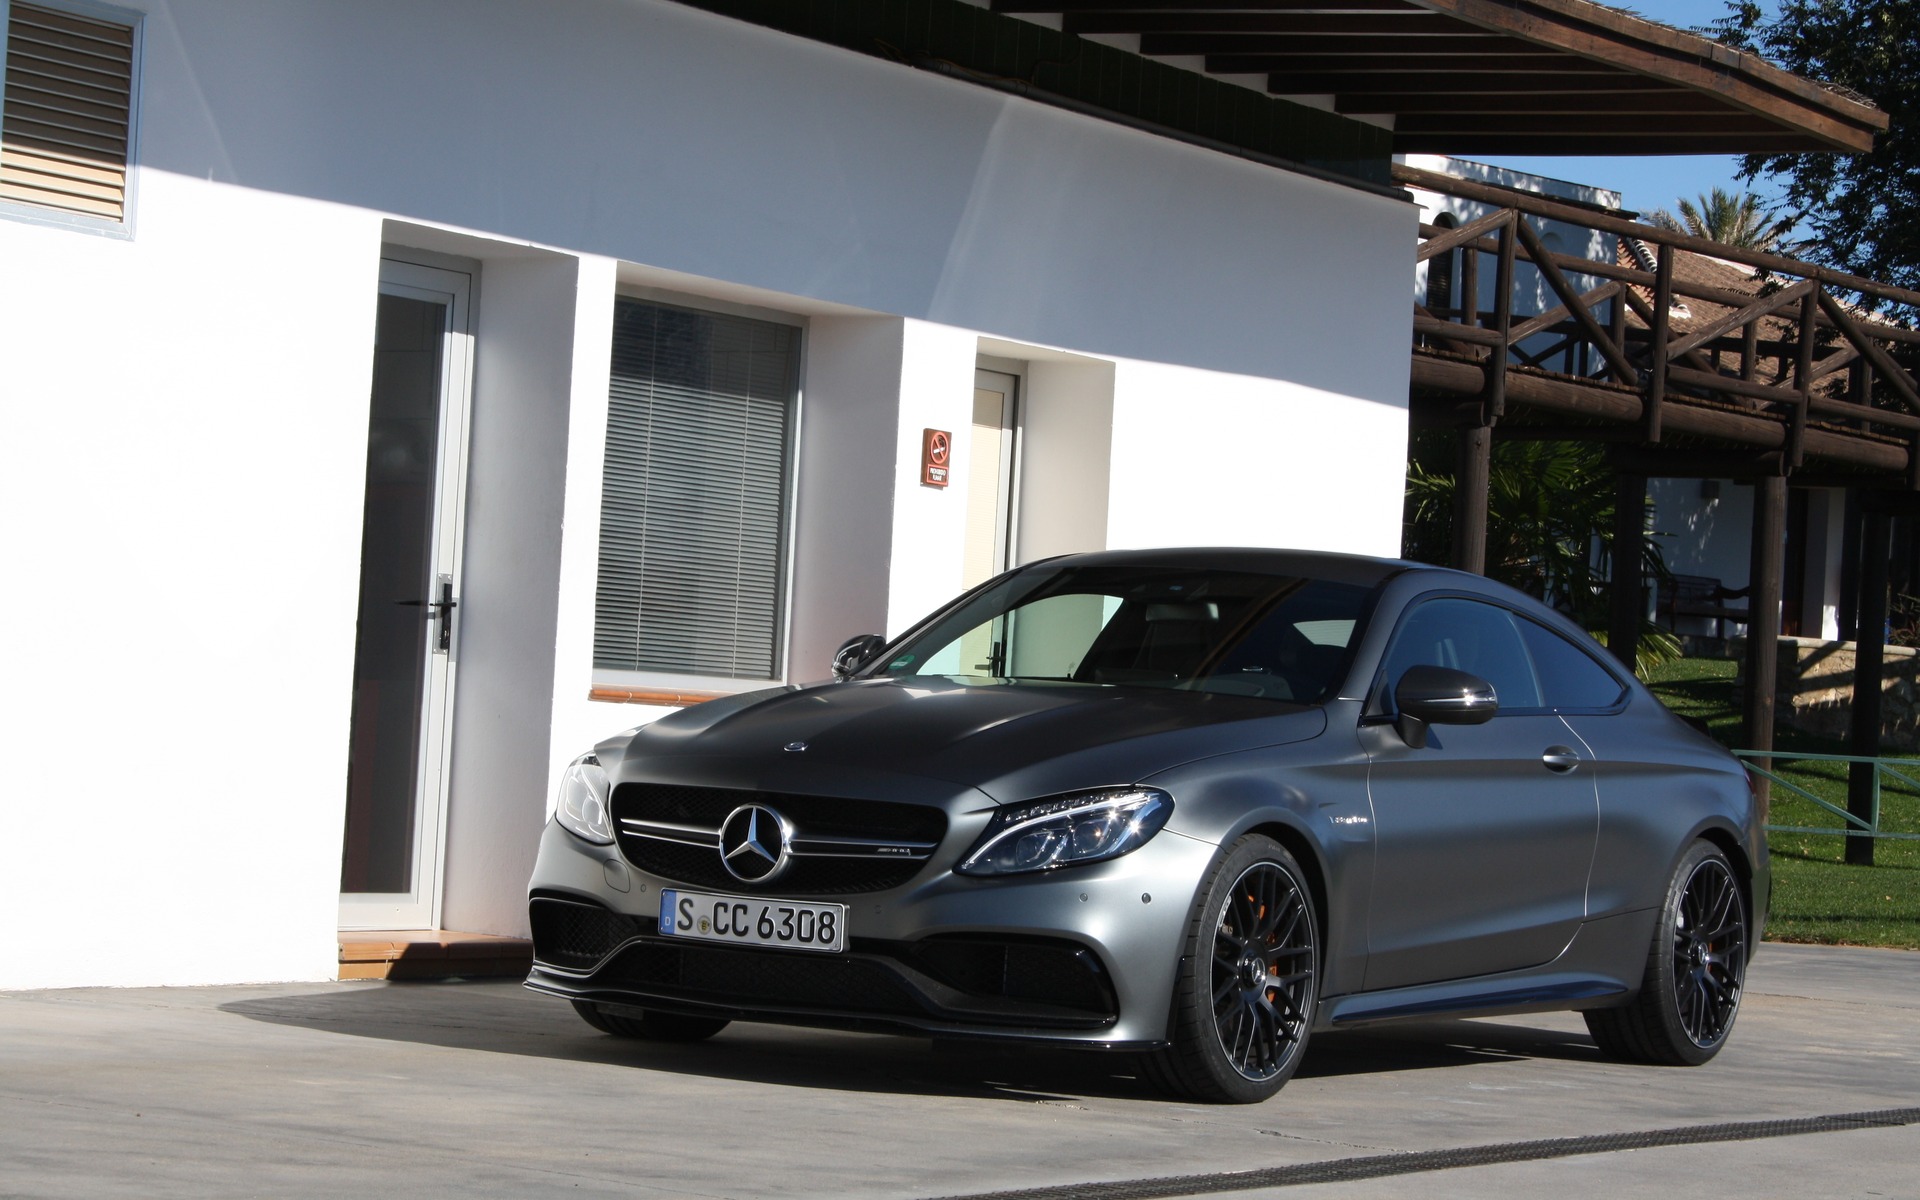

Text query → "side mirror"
[832,633,887,681]
[1392,665,1498,749]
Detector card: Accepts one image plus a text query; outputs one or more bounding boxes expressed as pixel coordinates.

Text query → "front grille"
[610,783,948,895]
[907,936,1117,1015]
[529,896,643,969]
[605,940,926,1016]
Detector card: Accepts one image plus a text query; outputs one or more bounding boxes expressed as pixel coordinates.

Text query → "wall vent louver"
[1,2,135,222]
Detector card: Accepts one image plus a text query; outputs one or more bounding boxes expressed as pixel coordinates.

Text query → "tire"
[1146,835,1319,1103]
[1585,840,1748,1066]
[570,999,731,1042]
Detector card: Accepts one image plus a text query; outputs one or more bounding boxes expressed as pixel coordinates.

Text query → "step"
[338,930,533,981]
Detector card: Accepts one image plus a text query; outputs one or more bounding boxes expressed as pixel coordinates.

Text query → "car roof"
[1019,547,1438,590]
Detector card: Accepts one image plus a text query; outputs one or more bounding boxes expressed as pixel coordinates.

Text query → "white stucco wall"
[1,0,1413,987]
[0,172,380,987]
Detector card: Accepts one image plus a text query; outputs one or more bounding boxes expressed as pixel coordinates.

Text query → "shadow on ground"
[222,981,1602,1104]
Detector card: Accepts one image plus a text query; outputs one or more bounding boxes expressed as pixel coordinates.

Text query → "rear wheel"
[570,999,730,1042]
[1146,835,1318,1103]
[1586,840,1748,1065]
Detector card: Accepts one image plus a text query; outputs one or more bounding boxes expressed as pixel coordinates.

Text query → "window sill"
[588,685,733,707]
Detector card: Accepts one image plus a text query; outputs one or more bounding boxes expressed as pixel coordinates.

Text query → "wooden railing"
[1399,163,1920,484]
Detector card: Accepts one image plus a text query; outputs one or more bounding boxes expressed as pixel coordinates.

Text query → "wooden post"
[1485,222,1515,424]
[1847,507,1890,867]
[1646,244,1673,443]
[1453,424,1491,575]
[1743,474,1787,822]
[1608,473,1646,672]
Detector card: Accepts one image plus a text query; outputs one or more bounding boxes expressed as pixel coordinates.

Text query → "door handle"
[395,575,458,652]
[1542,746,1581,773]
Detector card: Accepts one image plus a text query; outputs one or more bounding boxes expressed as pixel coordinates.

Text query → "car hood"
[599,676,1326,804]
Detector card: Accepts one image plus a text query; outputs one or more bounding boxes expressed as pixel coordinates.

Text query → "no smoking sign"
[921,428,951,488]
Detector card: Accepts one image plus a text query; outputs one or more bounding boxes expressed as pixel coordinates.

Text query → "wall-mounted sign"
[921,428,951,487]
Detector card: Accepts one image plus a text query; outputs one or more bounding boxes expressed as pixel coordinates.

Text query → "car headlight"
[555,753,613,845]
[956,788,1173,877]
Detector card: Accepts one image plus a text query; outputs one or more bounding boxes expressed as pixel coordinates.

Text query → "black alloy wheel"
[1145,835,1319,1103]
[1586,840,1748,1066]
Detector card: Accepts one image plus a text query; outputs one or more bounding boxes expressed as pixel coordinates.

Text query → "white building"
[0,0,1412,988]
[4,0,1872,990]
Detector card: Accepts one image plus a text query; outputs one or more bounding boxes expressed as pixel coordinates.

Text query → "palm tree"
[1403,435,1680,675]
[1647,187,1782,251]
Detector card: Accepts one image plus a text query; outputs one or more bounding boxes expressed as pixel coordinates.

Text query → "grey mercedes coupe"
[526,548,1764,1103]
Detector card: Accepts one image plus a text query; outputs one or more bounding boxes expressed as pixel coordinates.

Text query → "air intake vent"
[2,2,137,222]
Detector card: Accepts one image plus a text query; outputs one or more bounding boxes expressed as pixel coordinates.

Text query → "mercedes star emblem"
[719,804,792,883]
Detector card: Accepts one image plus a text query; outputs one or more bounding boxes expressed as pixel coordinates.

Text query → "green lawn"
[1643,656,1920,949]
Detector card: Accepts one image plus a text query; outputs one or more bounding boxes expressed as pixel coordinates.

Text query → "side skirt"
[1317,907,1656,1030]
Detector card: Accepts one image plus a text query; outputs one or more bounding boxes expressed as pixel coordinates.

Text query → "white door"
[958,370,1019,673]
[339,258,475,930]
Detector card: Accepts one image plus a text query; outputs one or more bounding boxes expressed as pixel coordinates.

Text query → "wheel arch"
[1242,819,1332,959]
[1693,821,1758,920]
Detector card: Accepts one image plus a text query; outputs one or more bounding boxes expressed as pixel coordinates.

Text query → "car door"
[1359,596,1600,992]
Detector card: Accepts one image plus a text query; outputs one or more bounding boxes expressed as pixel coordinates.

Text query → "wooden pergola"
[1404,163,1919,862]
[990,0,1886,154]
[991,3,1908,859]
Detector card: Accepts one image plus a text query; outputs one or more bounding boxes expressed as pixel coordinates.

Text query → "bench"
[1658,573,1751,638]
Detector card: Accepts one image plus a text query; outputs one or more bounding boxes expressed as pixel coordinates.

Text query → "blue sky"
[1473,0,1783,220]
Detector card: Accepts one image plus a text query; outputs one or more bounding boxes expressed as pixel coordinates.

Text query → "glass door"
[959,369,1019,674]
[339,258,474,930]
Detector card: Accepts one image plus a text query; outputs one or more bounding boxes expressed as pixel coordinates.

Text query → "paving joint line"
[921,1107,1920,1200]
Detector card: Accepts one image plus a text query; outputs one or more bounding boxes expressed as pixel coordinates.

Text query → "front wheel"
[570,999,730,1042]
[1586,840,1748,1065]
[1144,835,1319,1103]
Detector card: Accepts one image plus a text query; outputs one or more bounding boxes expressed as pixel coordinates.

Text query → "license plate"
[658,889,847,953]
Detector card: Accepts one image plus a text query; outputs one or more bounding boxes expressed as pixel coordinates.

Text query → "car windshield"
[871,565,1374,704]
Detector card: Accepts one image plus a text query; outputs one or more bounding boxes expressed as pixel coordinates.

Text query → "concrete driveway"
[2,942,1915,1198]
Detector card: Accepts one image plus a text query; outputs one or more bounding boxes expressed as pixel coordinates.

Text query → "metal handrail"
[1733,749,1920,842]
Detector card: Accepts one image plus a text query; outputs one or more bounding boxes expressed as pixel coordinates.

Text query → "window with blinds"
[594,298,799,680]
[0,0,138,226]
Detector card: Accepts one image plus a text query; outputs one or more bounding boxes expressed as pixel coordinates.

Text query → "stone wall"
[1736,636,1920,750]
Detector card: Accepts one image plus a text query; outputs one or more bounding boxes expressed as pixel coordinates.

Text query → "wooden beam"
[1415,207,1513,262]
[1394,164,1920,311]
[1453,424,1491,574]
[1607,447,1787,479]
[1486,219,1515,422]
[1512,219,1638,384]
[1149,33,1535,55]
[1221,51,1578,72]
[1744,473,1787,815]
[1847,507,1891,864]
[1409,354,1914,473]
[1646,244,1672,443]
[1274,71,1666,94]
[996,0,1419,10]
[1506,279,1626,344]
[1338,90,1733,115]
[1413,0,1885,151]
[1665,278,1814,362]
[1608,473,1646,672]
[1817,292,1920,411]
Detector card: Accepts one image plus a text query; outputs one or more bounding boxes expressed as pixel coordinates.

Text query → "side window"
[1380,597,1541,711]
[1516,618,1627,710]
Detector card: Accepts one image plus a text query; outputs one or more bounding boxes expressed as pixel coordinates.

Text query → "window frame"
[1368,589,1631,719]
[0,0,144,239]
[590,289,807,691]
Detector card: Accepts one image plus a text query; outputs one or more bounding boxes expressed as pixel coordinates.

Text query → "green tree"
[1648,187,1781,250]
[1715,0,1919,320]
[1403,436,1679,674]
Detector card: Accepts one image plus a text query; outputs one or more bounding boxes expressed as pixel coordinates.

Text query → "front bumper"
[524,814,1216,1047]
